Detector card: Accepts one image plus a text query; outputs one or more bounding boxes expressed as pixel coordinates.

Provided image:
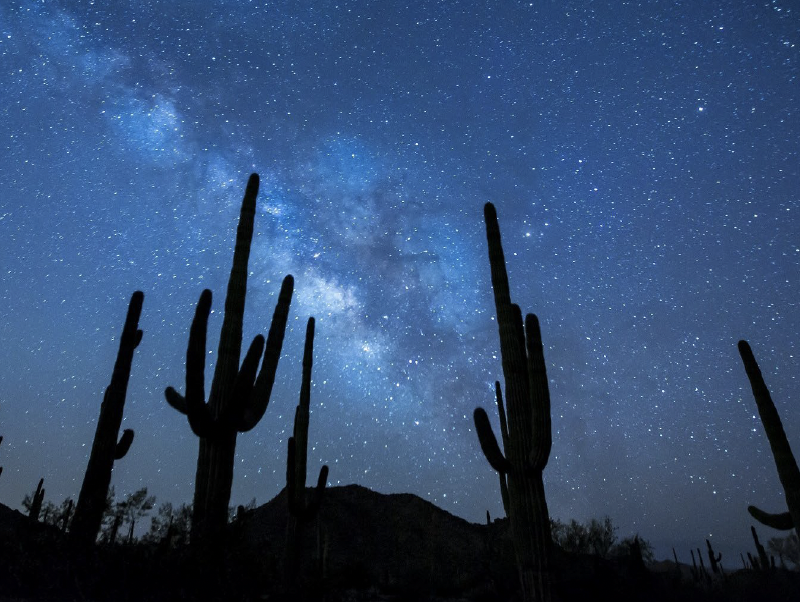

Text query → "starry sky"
[1,0,798,563]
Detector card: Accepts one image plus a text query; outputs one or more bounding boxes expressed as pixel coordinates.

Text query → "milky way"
[1,1,798,562]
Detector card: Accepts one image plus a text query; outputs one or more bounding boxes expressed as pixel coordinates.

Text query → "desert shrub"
[551,515,617,558]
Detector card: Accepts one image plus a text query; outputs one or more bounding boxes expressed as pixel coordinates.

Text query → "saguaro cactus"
[61,499,74,533]
[706,539,722,575]
[29,478,45,521]
[165,173,293,546]
[750,525,771,570]
[738,340,800,540]
[473,202,553,602]
[285,318,329,597]
[71,291,143,546]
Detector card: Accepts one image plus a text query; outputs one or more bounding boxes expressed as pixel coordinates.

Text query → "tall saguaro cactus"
[165,173,293,547]
[71,291,143,546]
[738,340,800,540]
[285,318,329,597]
[473,202,553,602]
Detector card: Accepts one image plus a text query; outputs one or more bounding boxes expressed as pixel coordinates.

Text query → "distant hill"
[230,484,685,600]
[233,483,513,597]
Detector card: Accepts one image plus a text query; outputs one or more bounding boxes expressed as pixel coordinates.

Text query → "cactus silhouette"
[70,291,143,546]
[493,383,511,515]
[750,525,771,571]
[29,478,45,521]
[285,318,329,597]
[706,539,722,575]
[738,340,800,539]
[61,499,74,533]
[473,202,553,602]
[165,173,293,546]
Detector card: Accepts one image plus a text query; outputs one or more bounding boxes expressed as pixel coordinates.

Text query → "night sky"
[1,1,798,563]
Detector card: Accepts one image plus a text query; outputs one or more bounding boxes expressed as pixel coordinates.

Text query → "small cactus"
[672,548,682,581]
[696,547,708,577]
[751,525,771,571]
[29,478,45,521]
[61,499,74,533]
[689,548,700,582]
[706,539,722,574]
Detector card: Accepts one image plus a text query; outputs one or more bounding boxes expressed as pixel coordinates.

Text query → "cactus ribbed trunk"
[193,432,238,545]
[71,291,143,547]
[474,203,552,602]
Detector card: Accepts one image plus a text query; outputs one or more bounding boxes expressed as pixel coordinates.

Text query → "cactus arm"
[182,289,216,438]
[738,340,800,535]
[503,303,533,447]
[495,382,510,452]
[237,335,266,394]
[114,429,134,460]
[226,335,265,428]
[236,275,295,432]
[163,288,220,439]
[747,506,794,531]
[474,408,512,473]
[526,314,552,470]
[495,383,511,514]
[164,388,187,414]
[499,469,510,516]
[302,465,329,519]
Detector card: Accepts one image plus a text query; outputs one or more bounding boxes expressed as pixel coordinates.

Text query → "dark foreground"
[1,489,798,602]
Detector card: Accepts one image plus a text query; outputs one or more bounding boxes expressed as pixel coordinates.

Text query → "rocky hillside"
[233,484,514,597]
